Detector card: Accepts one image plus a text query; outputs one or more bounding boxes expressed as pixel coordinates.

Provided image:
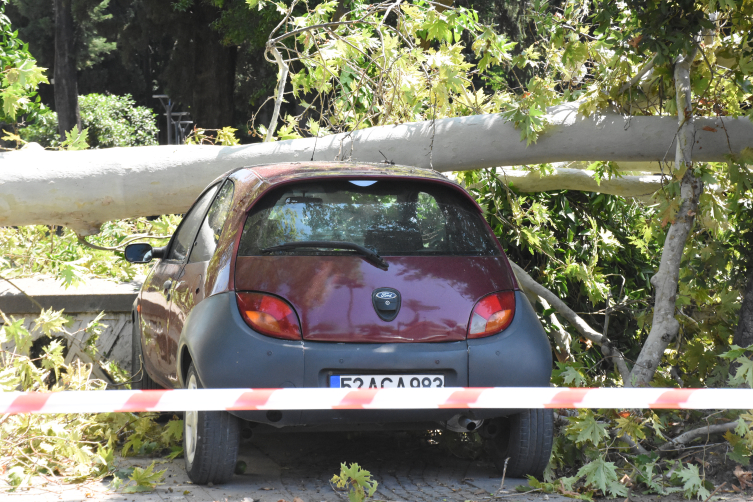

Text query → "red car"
[126,162,553,484]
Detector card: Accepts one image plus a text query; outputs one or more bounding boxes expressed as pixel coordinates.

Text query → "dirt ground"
[2,430,753,501]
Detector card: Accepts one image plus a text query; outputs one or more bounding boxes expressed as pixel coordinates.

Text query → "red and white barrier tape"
[1,387,753,414]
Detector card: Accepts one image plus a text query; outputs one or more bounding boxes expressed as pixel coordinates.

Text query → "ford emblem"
[372,288,401,321]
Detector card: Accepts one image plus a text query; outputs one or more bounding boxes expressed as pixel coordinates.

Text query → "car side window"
[189,180,235,263]
[166,185,220,262]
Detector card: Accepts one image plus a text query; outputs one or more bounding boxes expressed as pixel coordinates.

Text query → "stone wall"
[0,276,140,383]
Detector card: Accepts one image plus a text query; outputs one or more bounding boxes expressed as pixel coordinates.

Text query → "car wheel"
[184,362,241,485]
[131,310,162,390]
[483,409,553,479]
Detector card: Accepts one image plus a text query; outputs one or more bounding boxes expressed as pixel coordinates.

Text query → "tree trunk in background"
[53,0,81,139]
[627,50,703,387]
[734,272,753,348]
[189,2,237,129]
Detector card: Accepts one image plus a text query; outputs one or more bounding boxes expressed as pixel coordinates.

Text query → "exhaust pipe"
[457,415,480,431]
[444,414,484,433]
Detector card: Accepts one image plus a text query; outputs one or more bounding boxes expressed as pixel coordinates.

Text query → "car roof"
[240,161,452,186]
[198,162,476,220]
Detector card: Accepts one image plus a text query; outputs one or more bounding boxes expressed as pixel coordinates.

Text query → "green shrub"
[20,94,159,148]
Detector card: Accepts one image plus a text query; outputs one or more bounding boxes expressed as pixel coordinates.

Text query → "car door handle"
[163,279,173,291]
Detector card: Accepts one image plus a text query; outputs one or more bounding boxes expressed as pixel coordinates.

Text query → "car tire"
[183,362,241,485]
[131,310,162,390]
[484,409,554,479]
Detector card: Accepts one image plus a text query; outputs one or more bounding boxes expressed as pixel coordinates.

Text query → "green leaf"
[677,464,711,500]
[160,419,184,445]
[560,365,587,387]
[1,316,33,356]
[216,126,240,146]
[719,345,751,360]
[727,439,752,465]
[615,416,646,441]
[331,463,378,502]
[59,127,89,151]
[567,412,609,446]
[577,457,623,496]
[121,462,166,493]
[32,308,68,337]
[730,358,753,388]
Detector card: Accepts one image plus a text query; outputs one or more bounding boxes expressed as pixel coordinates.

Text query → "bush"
[20,94,159,148]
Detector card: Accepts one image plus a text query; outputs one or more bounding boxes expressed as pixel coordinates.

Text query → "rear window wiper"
[261,241,389,270]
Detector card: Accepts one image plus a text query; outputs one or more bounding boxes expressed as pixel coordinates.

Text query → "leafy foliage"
[110,462,167,493]
[250,0,556,142]
[184,125,241,146]
[0,308,181,491]
[331,462,378,502]
[0,0,47,126]
[20,93,158,149]
[0,217,177,286]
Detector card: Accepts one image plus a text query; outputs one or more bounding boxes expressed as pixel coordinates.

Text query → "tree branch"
[537,296,573,362]
[509,261,631,382]
[497,167,664,197]
[617,55,657,95]
[269,19,373,45]
[659,421,741,452]
[612,430,650,456]
[265,47,290,142]
[76,233,169,252]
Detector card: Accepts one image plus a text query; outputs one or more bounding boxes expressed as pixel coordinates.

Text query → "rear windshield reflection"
[238,179,500,257]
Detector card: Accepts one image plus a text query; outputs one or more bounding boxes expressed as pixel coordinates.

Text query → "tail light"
[468,291,516,339]
[236,292,301,340]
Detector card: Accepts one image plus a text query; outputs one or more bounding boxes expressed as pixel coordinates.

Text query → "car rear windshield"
[238,179,500,257]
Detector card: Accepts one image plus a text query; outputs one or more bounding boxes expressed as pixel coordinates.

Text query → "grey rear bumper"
[177,290,552,427]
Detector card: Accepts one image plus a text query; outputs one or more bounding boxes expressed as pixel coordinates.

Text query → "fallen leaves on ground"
[734,465,752,490]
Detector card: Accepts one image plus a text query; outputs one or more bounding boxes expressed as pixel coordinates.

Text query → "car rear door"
[139,261,182,386]
[140,184,220,387]
[164,180,235,384]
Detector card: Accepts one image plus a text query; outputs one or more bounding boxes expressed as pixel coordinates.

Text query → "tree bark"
[509,261,631,381]
[537,296,573,362]
[53,0,81,139]
[734,271,753,348]
[1,111,750,235]
[658,421,740,452]
[627,51,704,388]
[265,47,289,142]
[189,1,237,129]
[496,167,665,197]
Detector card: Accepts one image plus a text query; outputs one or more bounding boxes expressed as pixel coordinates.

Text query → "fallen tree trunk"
[1,106,751,234]
[497,167,664,197]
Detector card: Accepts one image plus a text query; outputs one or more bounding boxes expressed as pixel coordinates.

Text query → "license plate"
[329,374,444,388]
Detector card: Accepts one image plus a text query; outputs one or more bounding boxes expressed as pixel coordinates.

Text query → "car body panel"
[468,291,552,388]
[250,162,453,186]
[177,290,550,426]
[139,261,182,388]
[235,255,515,343]
[165,261,207,385]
